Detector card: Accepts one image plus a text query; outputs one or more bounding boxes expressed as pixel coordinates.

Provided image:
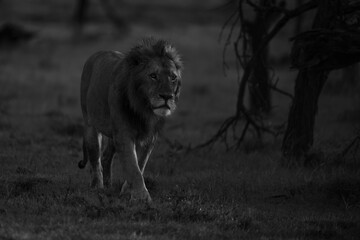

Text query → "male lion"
[78,38,182,202]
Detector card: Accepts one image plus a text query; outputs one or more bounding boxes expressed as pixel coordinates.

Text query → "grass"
[0,1,360,239]
[1,126,359,239]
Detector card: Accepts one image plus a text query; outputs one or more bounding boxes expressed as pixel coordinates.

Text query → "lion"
[78,38,183,202]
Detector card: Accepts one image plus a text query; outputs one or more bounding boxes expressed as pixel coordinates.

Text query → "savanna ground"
[0,0,360,239]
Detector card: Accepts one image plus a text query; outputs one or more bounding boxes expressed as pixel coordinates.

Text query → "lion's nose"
[159,94,173,101]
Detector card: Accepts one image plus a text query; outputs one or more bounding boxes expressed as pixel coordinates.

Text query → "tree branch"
[197,0,317,150]
[236,0,317,114]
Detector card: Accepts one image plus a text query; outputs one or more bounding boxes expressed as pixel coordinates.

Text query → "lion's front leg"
[137,137,156,174]
[114,135,151,202]
[120,140,156,196]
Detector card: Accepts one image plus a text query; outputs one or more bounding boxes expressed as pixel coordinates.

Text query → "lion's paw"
[90,178,104,189]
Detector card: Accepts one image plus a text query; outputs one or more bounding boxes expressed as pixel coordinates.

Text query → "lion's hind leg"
[78,138,88,169]
[101,136,115,188]
[84,125,104,188]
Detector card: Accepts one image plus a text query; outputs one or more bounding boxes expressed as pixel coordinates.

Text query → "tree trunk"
[294,0,304,36]
[248,0,272,114]
[281,70,328,164]
[248,23,271,114]
[281,0,341,166]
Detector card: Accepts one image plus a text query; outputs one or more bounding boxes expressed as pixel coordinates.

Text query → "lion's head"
[122,38,183,118]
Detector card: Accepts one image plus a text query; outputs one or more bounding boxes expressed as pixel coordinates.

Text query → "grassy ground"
[1,1,360,239]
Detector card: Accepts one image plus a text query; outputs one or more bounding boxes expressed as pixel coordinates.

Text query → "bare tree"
[197,0,316,150]
[282,0,360,166]
[199,0,360,164]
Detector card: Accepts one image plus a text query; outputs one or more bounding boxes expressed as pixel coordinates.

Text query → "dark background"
[0,0,359,239]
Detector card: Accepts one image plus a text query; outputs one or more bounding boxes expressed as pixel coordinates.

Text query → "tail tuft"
[78,160,86,169]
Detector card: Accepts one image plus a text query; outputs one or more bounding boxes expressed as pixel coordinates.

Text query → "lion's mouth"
[152,104,171,110]
[152,103,172,117]
[150,98,176,117]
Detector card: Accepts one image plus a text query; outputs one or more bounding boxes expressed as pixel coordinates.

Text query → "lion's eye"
[170,74,177,82]
[149,73,157,80]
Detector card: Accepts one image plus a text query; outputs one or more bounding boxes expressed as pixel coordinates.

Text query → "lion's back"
[81,51,123,135]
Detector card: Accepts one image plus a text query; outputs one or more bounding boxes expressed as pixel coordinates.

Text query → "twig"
[341,135,360,157]
[236,120,250,147]
[221,14,240,74]
[269,84,294,100]
[219,9,238,42]
[194,116,238,149]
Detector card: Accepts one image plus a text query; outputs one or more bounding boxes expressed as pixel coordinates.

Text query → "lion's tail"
[78,139,88,169]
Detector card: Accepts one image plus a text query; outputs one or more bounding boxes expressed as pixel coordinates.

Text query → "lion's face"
[136,58,182,117]
[124,39,183,118]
